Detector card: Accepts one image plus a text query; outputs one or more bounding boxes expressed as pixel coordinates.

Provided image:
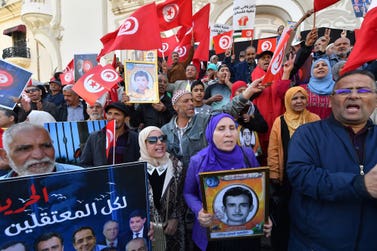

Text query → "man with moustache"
[80,101,140,167]
[0,122,81,179]
[287,70,377,250]
[86,101,105,121]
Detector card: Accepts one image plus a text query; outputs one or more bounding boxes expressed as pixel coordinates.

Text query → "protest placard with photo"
[199,167,269,240]
[0,162,151,251]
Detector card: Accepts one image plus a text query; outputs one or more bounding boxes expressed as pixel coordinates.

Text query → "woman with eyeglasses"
[278,57,335,119]
[184,113,272,251]
[268,86,320,251]
[138,126,185,251]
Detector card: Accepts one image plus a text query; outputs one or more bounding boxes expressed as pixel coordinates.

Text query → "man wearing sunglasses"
[17,84,58,122]
[80,101,140,167]
[286,70,377,250]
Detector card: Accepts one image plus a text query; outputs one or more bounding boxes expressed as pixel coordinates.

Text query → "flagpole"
[112,120,116,165]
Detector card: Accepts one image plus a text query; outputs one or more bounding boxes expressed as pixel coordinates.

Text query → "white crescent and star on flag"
[261,41,273,51]
[163,4,179,22]
[219,35,232,50]
[118,17,139,36]
[100,69,119,82]
[174,46,187,57]
[0,70,14,87]
[159,43,169,53]
[83,74,105,93]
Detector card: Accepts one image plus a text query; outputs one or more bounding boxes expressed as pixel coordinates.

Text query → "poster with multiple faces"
[0,162,151,251]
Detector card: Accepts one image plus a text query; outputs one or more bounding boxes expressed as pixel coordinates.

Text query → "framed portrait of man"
[125,61,159,103]
[199,167,269,240]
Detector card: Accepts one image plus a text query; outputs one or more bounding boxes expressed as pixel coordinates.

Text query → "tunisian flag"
[314,0,340,12]
[98,3,162,58]
[72,67,109,106]
[257,37,277,54]
[342,4,377,74]
[213,31,234,54]
[157,0,192,31]
[106,120,116,158]
[91,65,122,91]
[158,35,179,58]
[167,33,192,65]
[262,28,293,85]
[193,4,210,61]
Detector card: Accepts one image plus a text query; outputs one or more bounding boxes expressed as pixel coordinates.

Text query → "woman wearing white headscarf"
[138,126,185,251]
[26,110,56,126]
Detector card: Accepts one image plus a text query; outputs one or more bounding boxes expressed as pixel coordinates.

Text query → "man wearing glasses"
[17,84,58,122]
[286,70,377,250]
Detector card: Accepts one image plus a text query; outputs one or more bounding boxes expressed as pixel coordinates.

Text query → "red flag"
[242,29,254,39]
[105,120,116,158]
[342,7,377,74]
[213,31,234,54]
[158,35,179,58]
[98,3,162,58]
[314,0,340,12]
[157,0,192,31]
[60,70,74,85]
[111,54,117,69]
[193,4,210,61]
[91,65,122,91]
[262,28,293,85]
[167,38,192,65]
[257,37,277,54]
[64,59,74,72]
[72,68,109,106]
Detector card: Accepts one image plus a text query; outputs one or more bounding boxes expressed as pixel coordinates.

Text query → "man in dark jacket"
[80,101,139,167]
[286,70,377,250]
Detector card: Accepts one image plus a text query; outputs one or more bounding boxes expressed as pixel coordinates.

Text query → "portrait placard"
[74,54,98,81]
[199,167,269,240]
[0,162,151,251]
[125,61,159,103]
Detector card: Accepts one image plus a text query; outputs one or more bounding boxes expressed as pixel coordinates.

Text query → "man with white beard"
[0,122,81,178]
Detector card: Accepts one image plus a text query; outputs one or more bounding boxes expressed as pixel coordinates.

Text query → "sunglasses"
[332,88,376,96]
[25,88,39,93]
[146,135,167,144]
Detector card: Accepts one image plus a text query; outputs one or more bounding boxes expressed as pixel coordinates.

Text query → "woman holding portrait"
[183,113,272,251]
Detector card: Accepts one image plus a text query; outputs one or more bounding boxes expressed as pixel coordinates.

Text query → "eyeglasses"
[146,135,167,144]
[25,88,39,93]
[332,88,376,96]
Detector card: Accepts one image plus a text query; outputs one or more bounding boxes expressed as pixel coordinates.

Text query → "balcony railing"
[2,46,31,59]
